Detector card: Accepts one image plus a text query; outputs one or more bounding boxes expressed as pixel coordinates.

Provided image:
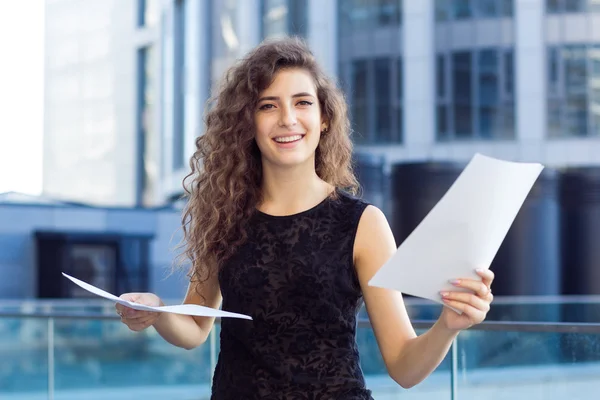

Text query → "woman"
[116,37,494,399]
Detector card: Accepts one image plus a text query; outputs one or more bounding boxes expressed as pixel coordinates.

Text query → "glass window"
[211,0,239,84]
[352,60,369,141]
[288,0,308,36]
[263,0,307,39]
[397,105,404,142]
[502,50,515,139]
[593,113,600,136]
[453,0,472,19]
[565,96,588,136]
[396,58,404,142]
[592,47,600,137]
[548,45,594,138]
[437,55,446,98]
[590,0,600,12]
[548,48,560,95]
[438,49,515,140]
[397,58,403,100]
[564,0,586,12]
[437,105,449,139]
[378,0,401,26]
[592,47,600,76]
[453,52,472,103]
[340,0,371,31]
[503,100,515,139]
[477,0,498,17]
[547,0,590,12]
[504,51,514,96]
[435,0,450,21]
[591,87,600,105]
[478,50,499,138]
[339,0,402,31]
[501,0,514,16]
[548,99,562,137]
[592,47,600,136]
[138,0,160,28]
[452,52,473,137]
[374,58,392,141]
[564,46,587,96]
[439,0,512,19]
[263,0,288,38]
[479,50,499,104]
[546,0,561,13]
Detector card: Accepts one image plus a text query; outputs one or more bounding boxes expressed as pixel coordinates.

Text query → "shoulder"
[353,204,396,267]
[331,189,370,213]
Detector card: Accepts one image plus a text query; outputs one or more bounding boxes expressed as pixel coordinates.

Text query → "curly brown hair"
[177,37,358,300]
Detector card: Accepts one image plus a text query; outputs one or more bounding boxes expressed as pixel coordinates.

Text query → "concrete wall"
[0,202,184,300]
[43,0,140,207]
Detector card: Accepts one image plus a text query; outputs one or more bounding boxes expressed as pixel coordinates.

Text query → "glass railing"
[1,299,599,399]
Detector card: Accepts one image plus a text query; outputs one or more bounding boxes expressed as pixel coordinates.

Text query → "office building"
[43,0,162,207]
[154,0,600,202]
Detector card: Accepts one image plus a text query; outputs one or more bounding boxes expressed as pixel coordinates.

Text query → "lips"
[273,134,305,143]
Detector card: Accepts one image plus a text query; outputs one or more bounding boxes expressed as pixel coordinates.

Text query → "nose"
[278,104,297,128]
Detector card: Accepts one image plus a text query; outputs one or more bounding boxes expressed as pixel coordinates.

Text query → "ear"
[321,120,329,134]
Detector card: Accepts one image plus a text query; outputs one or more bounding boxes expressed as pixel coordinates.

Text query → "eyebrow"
[257,92,316,102]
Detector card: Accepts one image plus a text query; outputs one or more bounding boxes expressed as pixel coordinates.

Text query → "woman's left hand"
[439,269,495,332]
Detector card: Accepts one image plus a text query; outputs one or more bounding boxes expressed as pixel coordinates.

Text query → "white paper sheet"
[368,153,544,309]
[62,272,252,320]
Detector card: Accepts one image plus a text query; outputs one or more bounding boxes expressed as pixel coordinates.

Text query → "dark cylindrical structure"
[390,161,561,301]
[389,161,464,247]
[560,167,600,296]
[354,153,386,210]
[490,168,561,298]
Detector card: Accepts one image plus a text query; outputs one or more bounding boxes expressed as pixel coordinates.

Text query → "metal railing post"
[47,317,55,400]
[210,326,216,383]
[450,336,458,400]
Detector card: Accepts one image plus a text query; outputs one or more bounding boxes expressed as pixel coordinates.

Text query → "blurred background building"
[1,0,599,301]
[157,0,600,204]
[2,1,600,399]
[43,0,154,207]
[4,0,600,300]
[38,0,600,206]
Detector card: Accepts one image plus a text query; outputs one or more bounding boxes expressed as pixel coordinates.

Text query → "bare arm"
[118,268,222,351]
[353,206,458,388]
[152,270,222,350]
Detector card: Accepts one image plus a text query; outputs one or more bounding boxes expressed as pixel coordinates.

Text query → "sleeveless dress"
[210,189,374,399]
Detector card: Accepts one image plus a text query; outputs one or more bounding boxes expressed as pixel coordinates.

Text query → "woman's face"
[254,68,327,170]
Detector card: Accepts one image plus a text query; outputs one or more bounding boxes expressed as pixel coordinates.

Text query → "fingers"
[119,293,141,302]
[114,293,163,332]
[440,291,490,313]
[475,268,495,287]
[450,275,493,299]
[115,293,144,318]
[125,315,157,331]
[116,306,153,320]
[118,311,158,331]
[441,298,486,323]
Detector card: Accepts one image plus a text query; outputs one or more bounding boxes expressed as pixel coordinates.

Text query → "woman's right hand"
[115,292,163,332]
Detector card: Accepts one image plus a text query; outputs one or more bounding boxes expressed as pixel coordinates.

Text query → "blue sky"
[0,0,44,195]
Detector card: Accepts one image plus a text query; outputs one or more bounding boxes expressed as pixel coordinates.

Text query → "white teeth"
[274,135,302,143]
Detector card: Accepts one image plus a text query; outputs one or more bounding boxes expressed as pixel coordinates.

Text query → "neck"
[259,160,333,216]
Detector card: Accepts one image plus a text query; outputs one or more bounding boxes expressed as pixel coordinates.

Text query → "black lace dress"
[211,190,374,399]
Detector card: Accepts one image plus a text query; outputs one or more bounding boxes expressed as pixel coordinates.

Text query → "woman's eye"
[298,101,313,106]
[259,104,275,110]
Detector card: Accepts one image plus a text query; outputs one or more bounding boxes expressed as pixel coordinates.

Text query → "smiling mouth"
[273,134,304,143]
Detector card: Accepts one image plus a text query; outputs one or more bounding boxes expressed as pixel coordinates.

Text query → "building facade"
[154,0,600,202]
[43,0,163,207]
